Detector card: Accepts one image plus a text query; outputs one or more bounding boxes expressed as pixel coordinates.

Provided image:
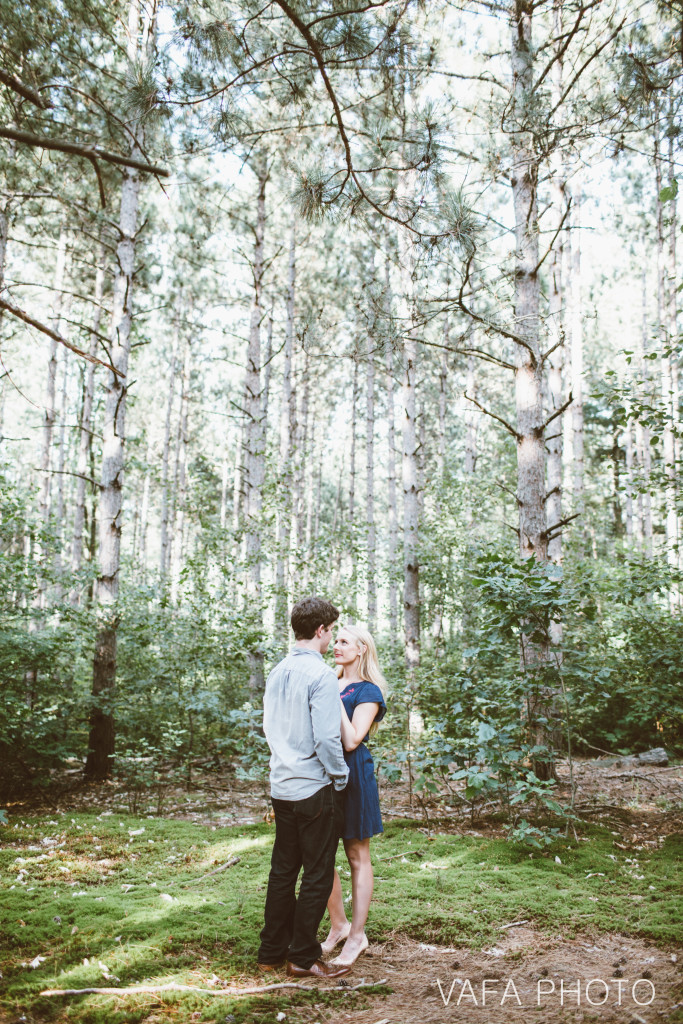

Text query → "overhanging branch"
[464,390,521,441]
[0,296,123,377]
[0,126,170,209]
[0,68,51,109]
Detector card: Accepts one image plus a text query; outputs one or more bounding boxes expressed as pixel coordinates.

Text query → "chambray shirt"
[263,647,349,800]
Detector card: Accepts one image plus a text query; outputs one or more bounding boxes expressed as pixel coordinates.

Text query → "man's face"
[318,622,335,654]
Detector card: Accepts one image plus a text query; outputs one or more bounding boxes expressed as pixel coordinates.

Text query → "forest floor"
[1,757,681,1024]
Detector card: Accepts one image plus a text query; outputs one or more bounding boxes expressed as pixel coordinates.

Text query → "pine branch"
[0,296,123,377]
[545,512,581,539]
[463,391,521,441]
[542,392,573,430]
[0,127,169,180]
[0,68,51,109]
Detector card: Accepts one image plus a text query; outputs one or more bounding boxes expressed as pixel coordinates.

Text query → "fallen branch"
[377,849,425,862]
[41,978,388,998]
[182,856,240,886]
[0,297,123,376]
[500,919,530,930]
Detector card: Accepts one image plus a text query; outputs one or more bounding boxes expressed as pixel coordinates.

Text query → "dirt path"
[295,930,681,1024]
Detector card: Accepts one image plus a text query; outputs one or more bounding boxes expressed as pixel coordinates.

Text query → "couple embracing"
[257,596,387,979]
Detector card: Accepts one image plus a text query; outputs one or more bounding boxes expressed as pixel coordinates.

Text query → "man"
[257,596,351,979]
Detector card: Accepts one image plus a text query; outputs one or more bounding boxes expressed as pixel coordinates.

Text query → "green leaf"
[660,179,678,202]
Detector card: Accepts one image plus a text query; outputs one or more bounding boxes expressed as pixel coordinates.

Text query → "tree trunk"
[71,244,106,593]
[624,419,634,544]
[510,0,555,779]
[86,0,146,779]
[636,267,653,555]
[384,314,399,643]
[138,439,151,575]
[366,329,377,631]
[275,224,296,648]
[567,191,584,526]
[38,228,68,531]
[464,354,478,477]
[437,322,448,478]
[655,124,678,593]
[160,321,180,581]
[399,240,420,696]
[243,160,268,697]
[171,335,191,601]
[53,348,70,592]
[546,195,565,565]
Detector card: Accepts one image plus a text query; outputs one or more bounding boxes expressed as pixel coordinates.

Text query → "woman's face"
[333,629,363,669]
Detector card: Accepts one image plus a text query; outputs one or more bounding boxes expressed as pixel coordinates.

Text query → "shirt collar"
[291,647,323,660]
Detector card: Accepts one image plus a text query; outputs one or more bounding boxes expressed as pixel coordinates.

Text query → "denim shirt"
[263,648,349,800]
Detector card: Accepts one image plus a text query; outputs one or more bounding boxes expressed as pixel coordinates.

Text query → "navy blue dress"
[340,681,387,840]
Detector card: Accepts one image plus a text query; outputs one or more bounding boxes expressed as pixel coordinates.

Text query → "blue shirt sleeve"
[354,682,387,724]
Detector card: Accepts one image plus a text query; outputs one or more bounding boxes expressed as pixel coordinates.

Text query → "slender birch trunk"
[464,355,478,477]
[384,324,399,643]
[292,350,309,564]
[53,350,70,591]
[38,229,68,529]
[243,160,268,696]
[546,198,565,565]
[160,323,180,580]
[86,0,147,779]
[366,330,377,631]
[348,354,358,611]
[171,336,191,601]
[568,191,584,522]
[71,243,106,593]
[625,420,635,544]
[667,125,682,573]
[437,323,448,478]
[138,440,151,575]
[636,268,653,554]
[654,126,678,587]
[275,225,296,646]
[399,240,420,696]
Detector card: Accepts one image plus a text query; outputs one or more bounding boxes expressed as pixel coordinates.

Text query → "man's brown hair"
[290,596,340,640]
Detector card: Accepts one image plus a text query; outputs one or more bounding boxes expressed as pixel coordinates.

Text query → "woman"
[321,624,387,967]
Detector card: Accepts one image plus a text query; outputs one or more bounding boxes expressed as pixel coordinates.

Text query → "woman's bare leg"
[331,838,372,964]
[320,869,351,953]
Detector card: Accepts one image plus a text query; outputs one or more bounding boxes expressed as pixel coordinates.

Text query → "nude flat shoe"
[330,932,369,967]
[320,922,351,955]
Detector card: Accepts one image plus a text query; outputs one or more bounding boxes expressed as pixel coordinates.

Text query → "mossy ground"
[0,812,680,1023]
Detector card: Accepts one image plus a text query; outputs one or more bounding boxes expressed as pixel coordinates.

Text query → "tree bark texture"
[510,0,556,778]
[400,245,420,683]
[655,125,678,587]
[275,225,296,648]
[384,312,399,643]
[366,329,377,631]
[71,242,106,591]
[86,0,146,778]
[244,161,268,696]
[160,323,180,580]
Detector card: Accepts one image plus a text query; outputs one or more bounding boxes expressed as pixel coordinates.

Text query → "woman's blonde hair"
[337,624,388,737]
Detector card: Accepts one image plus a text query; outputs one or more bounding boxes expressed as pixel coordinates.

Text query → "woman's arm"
[340,701,379,752]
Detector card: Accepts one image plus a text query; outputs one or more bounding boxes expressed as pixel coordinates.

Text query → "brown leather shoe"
[257,960,285,972]
[287,958,351,979]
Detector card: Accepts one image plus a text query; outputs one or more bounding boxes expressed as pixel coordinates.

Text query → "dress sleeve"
[355,682,387,724]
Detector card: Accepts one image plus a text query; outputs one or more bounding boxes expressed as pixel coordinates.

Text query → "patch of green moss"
[1,812,680,1023]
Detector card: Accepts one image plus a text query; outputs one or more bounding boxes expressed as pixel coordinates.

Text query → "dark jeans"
[258,783,344,969]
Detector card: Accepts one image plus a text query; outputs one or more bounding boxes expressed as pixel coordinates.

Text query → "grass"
[1,811,681,1023]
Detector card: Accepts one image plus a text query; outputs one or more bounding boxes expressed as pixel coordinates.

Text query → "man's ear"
[315,623,325,638]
